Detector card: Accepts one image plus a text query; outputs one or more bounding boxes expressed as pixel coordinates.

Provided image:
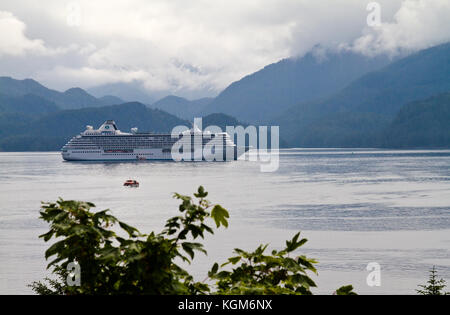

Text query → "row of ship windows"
[68,142,231,147]
[69,143,217,146]
[72,140,223,143]
[77,140,224,144]
[69,151,224,155]
[101,153,173,156]
[82,135,223,139]
[68,142,216,147]
[68,147,228,151]
[68,144,224,148]
[105,154,142,156]
[72,144,178,146]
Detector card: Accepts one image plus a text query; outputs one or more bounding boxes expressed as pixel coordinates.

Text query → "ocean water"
[0,149,449,295]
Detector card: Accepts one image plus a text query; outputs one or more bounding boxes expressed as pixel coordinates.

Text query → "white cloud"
[0,10,82,58]
[350,0,450,56]
[0,11,45,56]
[0,0,449,98]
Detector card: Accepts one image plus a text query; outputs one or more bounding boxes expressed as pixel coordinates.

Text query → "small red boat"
[123,179,139,188]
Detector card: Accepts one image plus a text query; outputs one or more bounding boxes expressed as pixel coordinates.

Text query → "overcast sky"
[1,0,449,98]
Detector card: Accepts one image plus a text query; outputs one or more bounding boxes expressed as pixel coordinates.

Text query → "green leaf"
[182,242,206,260]
[211,205,229,228]
[39,230,54,242]
[335,285,357,295]
[45,240,66,260]
[228,256,241,264]
[182,243,195,260]
[209,263,219,276]
[194,186,208,198]
[119,221,139,237]
[98,247,120,261]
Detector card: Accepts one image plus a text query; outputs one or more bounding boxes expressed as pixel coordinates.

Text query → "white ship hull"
[63,148,169,161]
[62,148,242,161]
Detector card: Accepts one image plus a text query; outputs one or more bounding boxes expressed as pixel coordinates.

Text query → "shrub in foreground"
[30,186,355,295]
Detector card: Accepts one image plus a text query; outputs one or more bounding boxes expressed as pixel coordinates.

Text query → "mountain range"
[0,102,186,151]
[203,49,392,123]
[0,77,125,110]
[0,99,244,151]
[88,82,156,105]
[0,42,449,151]
[274,42,450,147]
[150,95,213,120]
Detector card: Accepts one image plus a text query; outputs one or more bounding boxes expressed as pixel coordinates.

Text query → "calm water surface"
[0,149,449,294]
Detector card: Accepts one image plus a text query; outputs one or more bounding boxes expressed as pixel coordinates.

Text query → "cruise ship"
[61,120,247,161]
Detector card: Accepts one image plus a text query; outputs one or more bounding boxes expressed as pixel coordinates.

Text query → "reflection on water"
[0,149,449,294]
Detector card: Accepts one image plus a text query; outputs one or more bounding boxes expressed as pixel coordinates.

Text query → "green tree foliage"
[335,285,357,295]
[30,186,356,295]
[208,233,318,295]
[383,92,450,148]
[416,266,449,295]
